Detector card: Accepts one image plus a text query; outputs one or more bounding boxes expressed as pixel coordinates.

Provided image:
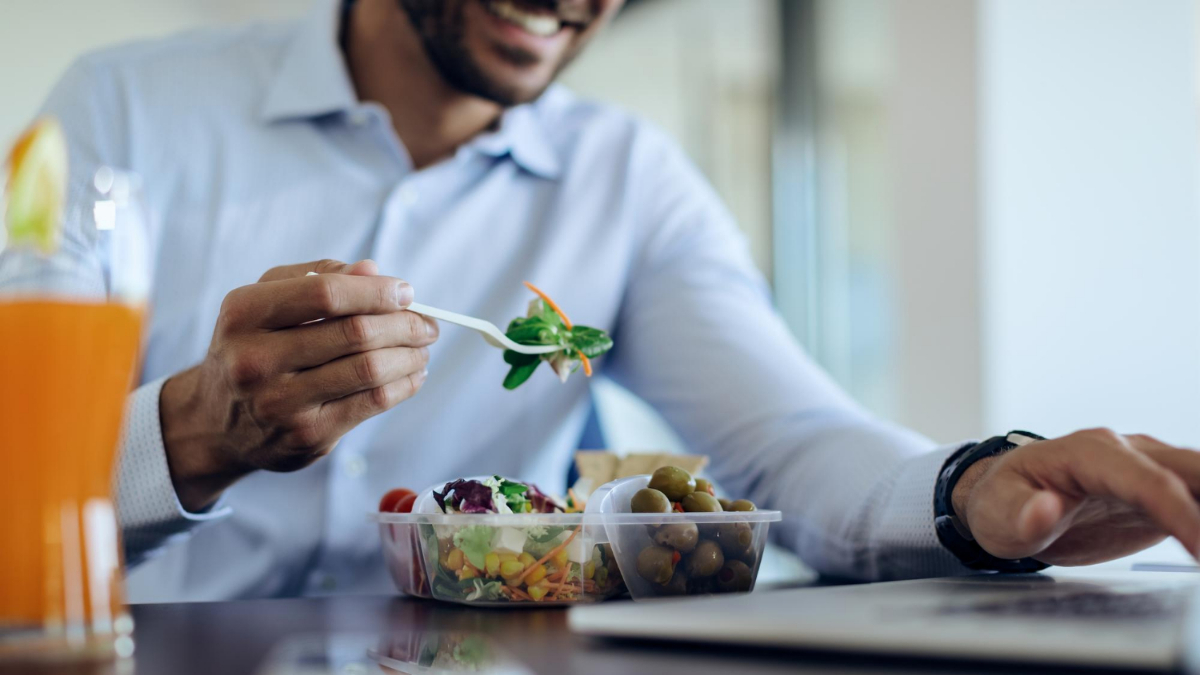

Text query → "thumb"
[969,470,1077,559]
[1017,490,1068,544]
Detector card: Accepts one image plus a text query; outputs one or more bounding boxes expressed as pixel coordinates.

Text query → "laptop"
[568,569,1200,670]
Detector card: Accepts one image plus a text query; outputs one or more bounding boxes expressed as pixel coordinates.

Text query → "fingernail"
[396,282,414,308]
[426,320,438,338]
[417,368,429,381]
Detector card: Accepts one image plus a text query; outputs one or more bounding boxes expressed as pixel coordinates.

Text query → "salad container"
[376,512,625,606]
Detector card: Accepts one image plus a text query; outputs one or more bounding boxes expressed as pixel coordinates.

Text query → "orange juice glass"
[0,165,149,663]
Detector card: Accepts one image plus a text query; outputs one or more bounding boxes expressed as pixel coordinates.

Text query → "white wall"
[979,0,1200,444]
[0,0,305,143]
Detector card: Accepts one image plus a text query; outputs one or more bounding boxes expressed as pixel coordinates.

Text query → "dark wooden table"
[8,591,1168,675]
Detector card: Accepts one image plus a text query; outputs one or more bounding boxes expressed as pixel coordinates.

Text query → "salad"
[501,282,613,390]
[414,476,623,604]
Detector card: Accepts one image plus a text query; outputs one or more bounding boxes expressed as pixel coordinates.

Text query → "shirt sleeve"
[116,377,232,567]
[607,129,973,581]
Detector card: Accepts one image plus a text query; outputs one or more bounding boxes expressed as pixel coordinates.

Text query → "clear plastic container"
[375,474,781,605]
[589,475,781,600]
[375,512,625,606]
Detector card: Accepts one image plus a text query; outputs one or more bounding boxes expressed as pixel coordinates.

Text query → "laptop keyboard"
[943,590,1185,620]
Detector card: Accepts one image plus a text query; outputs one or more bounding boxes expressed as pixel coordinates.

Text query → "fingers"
[1063,431,1200,557]
[222,272,414,330]
[271,310,439,371]
[257,258,378,282]
[1127,437,1200,497]
[320,369,429,432]
[289,346,430,404]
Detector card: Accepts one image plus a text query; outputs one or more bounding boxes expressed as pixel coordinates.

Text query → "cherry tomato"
[379,488,416,513]
[395,493,417,514]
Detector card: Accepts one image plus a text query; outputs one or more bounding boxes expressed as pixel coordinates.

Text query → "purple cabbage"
[527,484,564,513]
[433,479,496,514]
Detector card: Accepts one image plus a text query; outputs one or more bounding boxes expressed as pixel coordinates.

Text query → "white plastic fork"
[406,302,561,355]
[304,272,558,355]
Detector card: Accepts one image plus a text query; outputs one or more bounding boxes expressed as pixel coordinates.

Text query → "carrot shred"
[523,281,573,330]
[579,353,593,377]
[515,526,581,585]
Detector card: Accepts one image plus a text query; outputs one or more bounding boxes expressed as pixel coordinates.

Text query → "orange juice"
[0,299,141,655]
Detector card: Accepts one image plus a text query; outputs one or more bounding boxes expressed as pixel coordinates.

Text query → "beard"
[397,0,588,107]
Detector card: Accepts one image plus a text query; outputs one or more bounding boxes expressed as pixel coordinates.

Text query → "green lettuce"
[452,526,494,570]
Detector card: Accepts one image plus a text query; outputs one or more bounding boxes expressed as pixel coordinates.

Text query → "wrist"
[950,455,1000,537]
[160,364,250,512]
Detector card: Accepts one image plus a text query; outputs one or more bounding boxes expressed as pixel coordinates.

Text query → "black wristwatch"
[934,431,1051,572]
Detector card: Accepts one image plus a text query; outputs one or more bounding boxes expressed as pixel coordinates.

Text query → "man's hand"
[953,429,1200,566]
[160,259,438,512]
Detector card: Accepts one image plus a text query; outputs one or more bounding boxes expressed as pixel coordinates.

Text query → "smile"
[484,0,566,38]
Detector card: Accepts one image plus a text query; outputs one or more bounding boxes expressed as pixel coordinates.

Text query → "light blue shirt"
[31,0,969,601]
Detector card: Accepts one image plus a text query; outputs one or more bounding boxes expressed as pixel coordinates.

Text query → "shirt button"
[398,185,419,207]
[348,110,370,127]
[343,453,367,478]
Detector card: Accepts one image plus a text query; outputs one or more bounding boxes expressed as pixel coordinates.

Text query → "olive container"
[588,476,781,601]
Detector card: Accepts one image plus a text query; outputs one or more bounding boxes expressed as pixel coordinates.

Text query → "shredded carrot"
[507,586,532,601]
[579,353,593,377]
[515,526,581,585]
[523,281,573,330]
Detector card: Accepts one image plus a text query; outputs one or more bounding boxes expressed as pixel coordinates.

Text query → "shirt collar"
[260,0,562,179]
[260,0,358,122]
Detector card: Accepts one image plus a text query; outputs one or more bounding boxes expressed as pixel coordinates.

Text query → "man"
[30,0,1200,600]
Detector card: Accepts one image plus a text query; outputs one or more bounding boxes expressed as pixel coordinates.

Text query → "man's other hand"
[954,429,1200,566]
[159,259,438,511]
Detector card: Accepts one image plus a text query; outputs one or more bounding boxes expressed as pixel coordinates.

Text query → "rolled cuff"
[115,376,231,567]
[869,442,978,579]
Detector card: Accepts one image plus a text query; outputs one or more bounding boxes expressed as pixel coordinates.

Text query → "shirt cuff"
[115,375,232,566]
[869,442,978,579]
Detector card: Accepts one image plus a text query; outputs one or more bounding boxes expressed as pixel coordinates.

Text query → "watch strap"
[934,431,1051,572]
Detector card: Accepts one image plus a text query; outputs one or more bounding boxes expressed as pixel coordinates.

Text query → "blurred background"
[4,0,1199,573]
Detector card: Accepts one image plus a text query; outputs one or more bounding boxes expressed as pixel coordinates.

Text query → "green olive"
[659,570,689,595]
[728,499,756,512]
[631,488,672,514]
[714,522,754,555]
[734,546,758,568]
[681,492,723,513]
[684,540,725,578]
[687,574,718,595]
[653,522,700,553]
[648,466,695,502]
[636,545,677,585]
[694,478,715,495]
[717,498,732,510]
[716,560,754,593]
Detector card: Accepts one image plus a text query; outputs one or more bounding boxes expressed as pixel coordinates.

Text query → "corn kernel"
[497,552,518,564]
[584,561,596,580]
[485,553,501,577]
[553,548,569,568]
[446,548,465,571]
[459,566,477,580]
[500,560,526,578]
[527,582,550,602]
[518,552,536,566]
[525,564,547,585]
